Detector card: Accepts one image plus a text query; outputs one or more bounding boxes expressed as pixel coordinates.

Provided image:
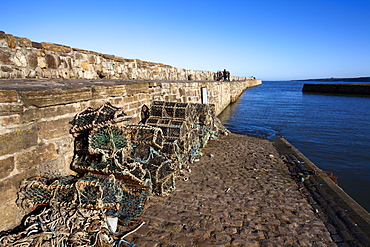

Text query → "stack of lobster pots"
[143,101,217,168]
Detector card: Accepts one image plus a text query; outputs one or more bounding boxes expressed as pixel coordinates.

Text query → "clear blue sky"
[3,0,370,80]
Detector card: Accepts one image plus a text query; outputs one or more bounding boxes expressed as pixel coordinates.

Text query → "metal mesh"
[146,117,189,140]
[71,122,177,196]
[71,124,149,186]
[125,124,163,150]
[88,124,129,155]
[149,101,191,120]
[70,102,131,134]
[17,173,149,226]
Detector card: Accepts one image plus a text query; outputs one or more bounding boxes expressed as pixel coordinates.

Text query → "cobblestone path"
[124,134,335,246]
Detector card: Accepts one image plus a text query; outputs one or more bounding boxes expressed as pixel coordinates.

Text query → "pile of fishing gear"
[0,101,229,246]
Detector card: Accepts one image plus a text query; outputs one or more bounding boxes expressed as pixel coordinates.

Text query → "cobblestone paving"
[272,138,370,247]
[123,134,335,246]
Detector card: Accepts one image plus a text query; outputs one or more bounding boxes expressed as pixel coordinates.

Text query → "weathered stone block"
[22,104,78,122]
[27,53,38,69]
[0,115,20,126]
[0,178,18,203]
[0,90,18,103]
[0,49,11,63]
[110,97,124,106]
[102,54,115,60]
[54,136,73,156]
[0,127,38,156]
[0,203,23,232]
[0,104,23,115]
[1,66,13,72]
[37,50,46,57]
[72,47,90,54]
[88,55,95,64]
[81,61,89,70]
[114,56,125,62]
[126,83,149,95]
[19,88,92,107]
[41,42,72,53]
[38,156,67,176]
[6,34,16,48]
[15,37,32,47]
[46,54,59,69]
[73,52,84,60]
[128,101,142,109]
[92,85,127,99]
[37,117,71,140]
[15,143,58,171]
[37,56,46,68]
[13,50,28,67]
[0,167,38,233]
[32,41,43,49]
[42,69,51,77]
[0,156,15,179]
[123,95,138,104]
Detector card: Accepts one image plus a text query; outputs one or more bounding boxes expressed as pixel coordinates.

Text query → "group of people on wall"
[216,69,230,81]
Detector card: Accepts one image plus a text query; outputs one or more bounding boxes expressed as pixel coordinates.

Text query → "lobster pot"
[71,129,148,186]
[152,173,176,196]
[189,103,215,127]
[160,131,198,155]
[71,152,148,187]
[124,124,163,150]
[17,177,54,208]
[191,103,215,116]
[162,140,178,156]
[146,117,190,141]
[17,174,149,226]
[150,101,191,120]
[88,124,130,155]
[70,102,130,134]
[197,125,212,147]
[176,130,197,154]
[76,125,147,185]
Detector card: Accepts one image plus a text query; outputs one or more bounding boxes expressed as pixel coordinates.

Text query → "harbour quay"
[123,133,370,246]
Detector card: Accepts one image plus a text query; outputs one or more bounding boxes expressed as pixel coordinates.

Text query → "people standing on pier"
[223,69,230,81]
[216,69,230,81]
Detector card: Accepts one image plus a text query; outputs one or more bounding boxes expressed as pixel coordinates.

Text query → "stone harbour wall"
[0,30,261,231]
[0,31,252,82]
[0,78,261,231]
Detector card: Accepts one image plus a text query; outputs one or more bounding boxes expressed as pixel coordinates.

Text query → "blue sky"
[3,0,370,80]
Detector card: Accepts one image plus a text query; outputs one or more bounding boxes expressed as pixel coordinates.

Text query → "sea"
[218,81,370,212]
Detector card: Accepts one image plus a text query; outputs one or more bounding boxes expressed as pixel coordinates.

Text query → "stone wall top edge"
[0,30,177,69]
[0,78,256,91]
[0,30,255,80]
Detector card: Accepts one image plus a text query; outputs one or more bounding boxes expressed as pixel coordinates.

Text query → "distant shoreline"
[296,77,370,82]
[302,82,370,95]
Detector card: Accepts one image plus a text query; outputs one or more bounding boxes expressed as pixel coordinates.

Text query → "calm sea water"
[218,81,370,212]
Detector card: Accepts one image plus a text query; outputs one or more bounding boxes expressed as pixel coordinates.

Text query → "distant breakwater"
[302,83,370,95]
